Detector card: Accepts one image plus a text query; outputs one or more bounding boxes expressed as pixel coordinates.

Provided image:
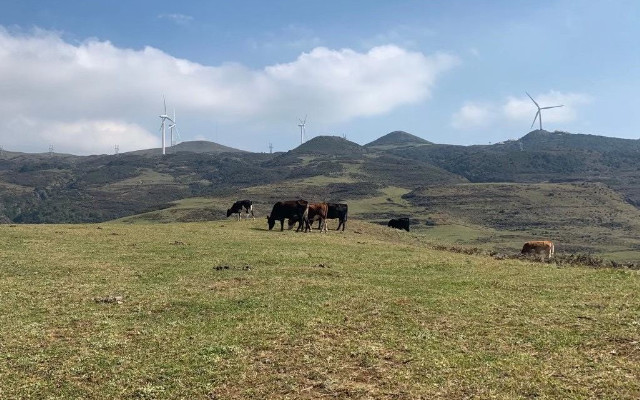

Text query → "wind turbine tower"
[526,92,563,131]
[298,115,307,145]
[159,97,174,155]
[169,109,180,147]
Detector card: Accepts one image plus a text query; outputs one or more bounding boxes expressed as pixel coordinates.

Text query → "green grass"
[1,221,639,399]
[406,182,640,261]
[348,186,412,216]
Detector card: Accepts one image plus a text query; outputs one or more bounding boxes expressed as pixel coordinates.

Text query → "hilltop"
[517,129,640,152]
[365,130,432,149]
[126,140,246,156]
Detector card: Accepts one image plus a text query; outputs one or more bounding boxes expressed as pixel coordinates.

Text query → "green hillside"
[1,131,640,261]
[402,182,640,261]
[127,140,246,156]
[365,130,432,149]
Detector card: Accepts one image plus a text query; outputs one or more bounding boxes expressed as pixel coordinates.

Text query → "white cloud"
[5,117,158,155]
[452,91,592,130]
[0,27,459,154]
[265,46,459,120]
[451,102,495,129]
[503,91,593,126]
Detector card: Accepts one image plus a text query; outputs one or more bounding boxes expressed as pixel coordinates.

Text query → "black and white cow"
[388,217,410,232]
[226,200,254,220]
[267,200,309,231]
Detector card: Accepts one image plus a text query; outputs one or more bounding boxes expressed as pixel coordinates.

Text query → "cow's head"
[226,208,233,217]
[287,218,297,230]
[266,215,275,230]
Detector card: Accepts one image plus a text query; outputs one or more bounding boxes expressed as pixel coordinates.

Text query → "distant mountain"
[365,131,432,148]
[269,136,365,166]
[290,136,365,156]
[126,140,245,156]
[2,129,640,224]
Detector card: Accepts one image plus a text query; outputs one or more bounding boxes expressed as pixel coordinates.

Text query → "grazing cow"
[388,217,410,232]
[304,202,329,232]
[267,200,308,231]
[226,200,254,220]
[521,240,555,260]
[316,203,348,231]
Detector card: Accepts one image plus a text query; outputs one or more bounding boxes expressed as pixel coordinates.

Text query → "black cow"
[315,203,348,231]
[226,200,254,220]
[388,217,410,232]
[267,200,308,231]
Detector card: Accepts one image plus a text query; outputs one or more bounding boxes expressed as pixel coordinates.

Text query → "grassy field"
[1,221,639,399]
[404,182,640,262]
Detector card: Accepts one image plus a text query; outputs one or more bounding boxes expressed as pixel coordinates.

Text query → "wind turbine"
[526,92,563,131]
[159,96,174,155]
[168,109,180,147]
[298,115,307,144]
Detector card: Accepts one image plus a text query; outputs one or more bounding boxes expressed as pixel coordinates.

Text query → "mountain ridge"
[1,129,639,224]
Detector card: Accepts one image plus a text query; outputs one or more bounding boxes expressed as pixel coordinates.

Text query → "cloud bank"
[0,27,458,154]
[452,91,593,131]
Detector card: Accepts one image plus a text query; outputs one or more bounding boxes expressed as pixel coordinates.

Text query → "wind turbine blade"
[526,92,540,108]
[541,105,564,110]
[163,96,167,115]
[530,111,540,129]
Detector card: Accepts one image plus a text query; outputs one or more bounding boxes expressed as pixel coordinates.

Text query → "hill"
[1,129,640,261]
[381,130,640,207]
[284,136,365,157]
[365,130,432,149]
[518,130,640,152]
[126,140,245,156]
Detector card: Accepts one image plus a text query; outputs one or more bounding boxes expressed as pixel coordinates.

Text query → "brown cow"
[521,241,555,260]
[304,202,328,233]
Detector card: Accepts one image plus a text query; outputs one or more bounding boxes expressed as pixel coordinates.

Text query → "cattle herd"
[225,199,350,232]
[225,199,555,259]
[265,200,347,232]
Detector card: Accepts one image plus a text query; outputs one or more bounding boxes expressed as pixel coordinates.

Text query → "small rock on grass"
[94,295,123,304]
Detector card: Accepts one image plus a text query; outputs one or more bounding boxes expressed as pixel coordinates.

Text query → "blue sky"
[1,0,638,154]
